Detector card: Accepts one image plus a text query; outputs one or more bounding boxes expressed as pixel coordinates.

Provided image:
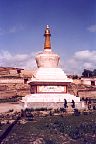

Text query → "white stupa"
[22,25,80,108]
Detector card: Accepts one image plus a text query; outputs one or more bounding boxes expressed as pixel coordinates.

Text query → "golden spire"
[44,25,51,49]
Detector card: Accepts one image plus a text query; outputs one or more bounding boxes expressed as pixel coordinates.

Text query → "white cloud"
[0,50,36,69]
[83,62,93,69]
[74,50,96,62]
[87,24,96,32]
[74,50,91,59]
[63,50,96,75]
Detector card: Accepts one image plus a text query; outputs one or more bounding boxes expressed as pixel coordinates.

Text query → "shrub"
[60,108,66,112]
[69,128,81,140]
[44,139,56,144]
[8,109,14,113]
[74,109,80,116]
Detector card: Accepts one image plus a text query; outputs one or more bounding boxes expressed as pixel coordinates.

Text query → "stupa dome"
[36,50,60,68]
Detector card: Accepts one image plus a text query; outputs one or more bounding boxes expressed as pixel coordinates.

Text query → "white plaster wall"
[81,78,96,85]
[82,80,91,85]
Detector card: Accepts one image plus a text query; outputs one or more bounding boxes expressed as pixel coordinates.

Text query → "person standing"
[64,99,68,108]
[71,99,75,108]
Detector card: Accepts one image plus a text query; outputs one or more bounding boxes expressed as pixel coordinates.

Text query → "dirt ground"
[0,102,23,113]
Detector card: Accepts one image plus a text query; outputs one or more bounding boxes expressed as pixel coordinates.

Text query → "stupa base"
[22,102,85,110]
[21,93,81,109]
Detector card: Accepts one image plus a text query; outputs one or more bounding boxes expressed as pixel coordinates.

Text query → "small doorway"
[24,78,28,84]
[91,81,95,86]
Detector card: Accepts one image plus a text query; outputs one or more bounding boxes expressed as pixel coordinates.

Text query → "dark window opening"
[91,81,95,86]
[24,78,28,84]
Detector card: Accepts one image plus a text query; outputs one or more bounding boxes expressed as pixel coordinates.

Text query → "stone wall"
[0,78,24,84]
[0,83,30,99]
[0,67,32,99]
[68,83,96,99]
[78,90,96,99]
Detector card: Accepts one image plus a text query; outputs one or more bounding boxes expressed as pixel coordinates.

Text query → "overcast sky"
[0,0,96,75]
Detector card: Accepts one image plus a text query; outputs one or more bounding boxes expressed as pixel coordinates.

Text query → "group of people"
[64,99,75,109]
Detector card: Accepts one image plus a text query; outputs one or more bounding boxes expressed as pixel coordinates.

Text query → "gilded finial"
[46,25,49,29]
[44,25,51,49]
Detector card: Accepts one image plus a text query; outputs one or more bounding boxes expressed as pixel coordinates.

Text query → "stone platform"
[21,101,85,110]
[21,93,80,109]
[22,93,80,102]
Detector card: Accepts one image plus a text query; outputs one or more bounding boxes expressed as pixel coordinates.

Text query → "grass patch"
[1,111,96,143]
